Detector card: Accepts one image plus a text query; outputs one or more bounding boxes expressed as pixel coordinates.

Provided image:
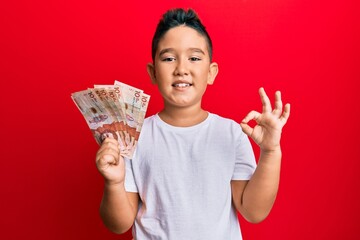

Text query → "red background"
[1,0,359,239]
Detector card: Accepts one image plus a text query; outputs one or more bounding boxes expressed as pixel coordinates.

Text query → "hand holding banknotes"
[96,138,125,185]
[71,80,150,159]
[240,88,290,152]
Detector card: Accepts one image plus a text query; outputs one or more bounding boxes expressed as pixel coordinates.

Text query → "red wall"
[2,0,359,239]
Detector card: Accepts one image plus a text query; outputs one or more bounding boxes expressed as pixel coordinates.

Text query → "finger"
[101,137,119,147]
[280,103,291,124]
[101,138,119,148]
[97,147,120,160]
[97,140,120,156]
[259,87,272,113]
[240,122,253,136]
[97,149,120,166]
[242,110,262,124]
[273,91,283,117]
[99,154,118,166]
[97,145,119,158]
[96,144,120,156]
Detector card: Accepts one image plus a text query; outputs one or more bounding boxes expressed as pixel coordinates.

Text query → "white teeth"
[174,83,191,87]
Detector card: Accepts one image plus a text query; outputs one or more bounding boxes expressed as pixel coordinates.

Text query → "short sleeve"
[124,157,138,192]
[232,128,257,180]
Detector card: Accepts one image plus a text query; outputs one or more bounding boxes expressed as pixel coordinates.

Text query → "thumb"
[240,122,253,136]
[99,154,119,168]
[240,110,261,136]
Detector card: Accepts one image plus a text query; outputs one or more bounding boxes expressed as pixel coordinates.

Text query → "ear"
[207,62,219,85]
[146,63,157,84]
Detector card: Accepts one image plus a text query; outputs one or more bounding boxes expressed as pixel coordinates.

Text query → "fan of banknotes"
[71,80,150,159]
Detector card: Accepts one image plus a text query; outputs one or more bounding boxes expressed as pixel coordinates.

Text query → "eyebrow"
[158,48,206,57]
[159,48,175,57]
[189,48,206,55]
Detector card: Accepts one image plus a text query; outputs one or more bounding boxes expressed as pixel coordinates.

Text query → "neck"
[159,104,208,127]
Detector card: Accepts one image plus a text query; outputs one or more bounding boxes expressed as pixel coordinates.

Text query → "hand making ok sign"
[240,88,291,152]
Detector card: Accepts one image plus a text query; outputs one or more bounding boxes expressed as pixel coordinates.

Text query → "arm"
[100,183,139,234]
[96,138,139,234]
[232,88,290,223]
[231,150,281,223]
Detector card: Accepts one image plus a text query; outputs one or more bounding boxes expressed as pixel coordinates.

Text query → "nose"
[174,58,189,76]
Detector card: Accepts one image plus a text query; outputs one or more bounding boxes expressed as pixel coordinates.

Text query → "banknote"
[71,89,114,145]
[114,80,143,130]
[92,87,131,156]
[93,85,128,138]
[113,81,143,153]
[136,93,150,139]
[72,81,150,159]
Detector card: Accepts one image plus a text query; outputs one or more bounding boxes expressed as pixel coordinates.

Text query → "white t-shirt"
[125,113,256,240]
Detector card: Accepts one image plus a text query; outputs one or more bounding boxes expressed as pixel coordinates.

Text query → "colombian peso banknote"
[71,81,150,159]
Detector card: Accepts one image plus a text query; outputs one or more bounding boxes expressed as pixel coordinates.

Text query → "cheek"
[194,67,210,79]
[156,65,172,78]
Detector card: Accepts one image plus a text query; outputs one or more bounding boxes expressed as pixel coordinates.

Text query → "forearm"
[241,148,282,223]
[100,182,137,234]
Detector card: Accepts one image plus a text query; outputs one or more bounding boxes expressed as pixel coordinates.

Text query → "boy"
[96,8,290,239]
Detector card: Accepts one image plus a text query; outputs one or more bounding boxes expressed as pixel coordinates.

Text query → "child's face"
[147,26,218,109]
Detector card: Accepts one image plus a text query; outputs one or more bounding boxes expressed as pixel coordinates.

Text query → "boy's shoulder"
[208,112,240,127]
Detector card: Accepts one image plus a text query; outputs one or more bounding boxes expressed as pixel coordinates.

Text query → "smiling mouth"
[172,83,193,87]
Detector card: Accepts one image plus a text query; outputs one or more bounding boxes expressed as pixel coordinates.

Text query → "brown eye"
[162,57,175,62]
[189,57,201,61]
